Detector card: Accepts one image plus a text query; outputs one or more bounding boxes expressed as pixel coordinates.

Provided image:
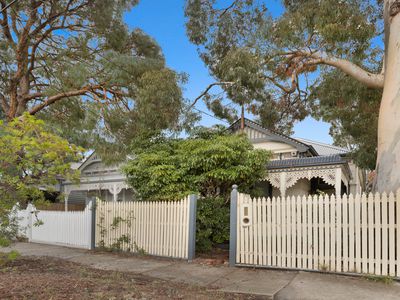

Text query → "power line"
[192,107,230,125]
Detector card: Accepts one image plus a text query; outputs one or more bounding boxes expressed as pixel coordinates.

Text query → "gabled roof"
[294,137,349,156]
[229,118,319,156]
[77,151,101,171]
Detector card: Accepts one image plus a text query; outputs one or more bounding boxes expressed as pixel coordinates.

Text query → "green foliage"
[0,114,83,245]
[185,0,382,155]
[310,71,380,169]
[6,250,20,261]
[0,250,20,267]
[123,130,270,201]
[0,1,190,163]
[364,274,394,285]
[133,243,147,256]
[196,197,230,252]
[124,129,270,252]
[111,235,131,251]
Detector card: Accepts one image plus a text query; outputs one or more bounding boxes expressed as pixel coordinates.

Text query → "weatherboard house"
[62,118,365,208]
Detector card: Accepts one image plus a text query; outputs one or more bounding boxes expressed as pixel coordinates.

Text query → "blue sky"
[124,0,333,144]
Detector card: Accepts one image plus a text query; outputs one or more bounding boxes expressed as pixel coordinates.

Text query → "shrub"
[0,250,20,267]
[0,114,82,246]
[124,132,270,201]
[124,129,270,252]
[196,197,230,253]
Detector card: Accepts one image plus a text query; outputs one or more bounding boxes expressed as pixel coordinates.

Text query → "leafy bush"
[0,114,82,246]
[124,129,270,252]
[124,131,270,201]
[0,250,20,267]
[196,197,230,253]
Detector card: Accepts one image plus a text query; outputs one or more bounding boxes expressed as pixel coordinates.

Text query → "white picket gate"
[96,196,197,259]
[233,190,400,277]
[16,203,93,249]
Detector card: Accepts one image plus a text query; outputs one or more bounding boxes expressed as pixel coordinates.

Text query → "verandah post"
[229,185,238,267]
[187,194,198,261]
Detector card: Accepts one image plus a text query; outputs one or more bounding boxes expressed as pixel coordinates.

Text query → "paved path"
[4,242,400,300]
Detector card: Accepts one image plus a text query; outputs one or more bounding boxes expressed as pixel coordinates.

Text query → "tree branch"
[0,0,16,46]
[28,84,102,115]
[219,0,239,17]
[189,82,234,109]
[291,49,384,89]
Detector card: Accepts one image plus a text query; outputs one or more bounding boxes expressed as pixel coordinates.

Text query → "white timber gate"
[16,202,93,249]
[229,186,400,278]
[95,195,197,260]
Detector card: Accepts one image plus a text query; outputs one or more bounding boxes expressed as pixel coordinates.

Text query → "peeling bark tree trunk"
[375,0,400,193]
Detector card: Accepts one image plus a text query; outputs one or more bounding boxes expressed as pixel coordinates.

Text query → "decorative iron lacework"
[64,182,129,196]
[264,167,338,190]
[267,173,281,189]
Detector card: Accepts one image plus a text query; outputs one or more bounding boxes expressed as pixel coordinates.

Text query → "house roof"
[294,137,349,156]
[228,118,319,156]
[267,155,348,170]
[77,151,100,171]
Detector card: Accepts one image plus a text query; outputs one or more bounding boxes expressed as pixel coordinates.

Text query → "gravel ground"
[0,256,261,300]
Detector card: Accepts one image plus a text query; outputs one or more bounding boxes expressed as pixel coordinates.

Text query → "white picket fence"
[236,192,400,277]
[96,197,193,259]
[16,202,92,249]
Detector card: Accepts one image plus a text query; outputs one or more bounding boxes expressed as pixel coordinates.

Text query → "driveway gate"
[229,185,400,277]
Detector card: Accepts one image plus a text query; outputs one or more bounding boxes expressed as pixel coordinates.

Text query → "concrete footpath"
[4,242,400,300]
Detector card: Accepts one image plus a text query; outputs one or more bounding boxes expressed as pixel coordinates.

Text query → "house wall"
[123,188,135,201]
[241,125,301,159]
[286,178,310,197]
[348,161,366,194]
[82,161,103,173]
[271,178,311,198]
[87,188,135,202]
[243,126,267,139]
[101,190,113,201]
[67,191,88,205]
[252,141,298,160]
[272,187,280,198]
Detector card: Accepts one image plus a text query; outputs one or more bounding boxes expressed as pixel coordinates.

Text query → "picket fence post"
[187,194,198,261]
[229,185,238,267]
[90,199,96,250]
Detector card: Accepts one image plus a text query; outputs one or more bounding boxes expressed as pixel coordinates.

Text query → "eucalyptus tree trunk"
[375,0,400,193]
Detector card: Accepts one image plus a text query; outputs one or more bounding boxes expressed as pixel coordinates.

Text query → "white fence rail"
[96,196,196,259]
[16,203,93,249]
[234,190,400,277]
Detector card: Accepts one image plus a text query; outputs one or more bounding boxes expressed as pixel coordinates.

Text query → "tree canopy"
[185,0,383,169]
[310,70,380,170]
[123,128,270,252]
[0,0,189,161]
[0,113,82,246]
[123,129,271,201]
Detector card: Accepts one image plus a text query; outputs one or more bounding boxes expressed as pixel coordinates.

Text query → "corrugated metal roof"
[268,155,347,169]
[294,138,349,156]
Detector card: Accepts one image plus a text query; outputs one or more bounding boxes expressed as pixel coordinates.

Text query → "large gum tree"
[185,0,400,192]
[0,0,186,160]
